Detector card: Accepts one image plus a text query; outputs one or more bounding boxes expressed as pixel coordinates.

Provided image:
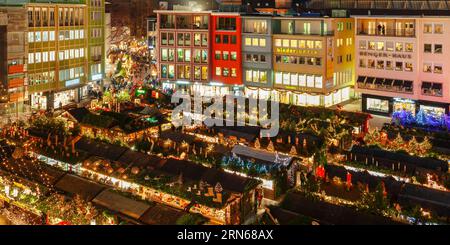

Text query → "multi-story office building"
[87,0,105,91]
[156,10,213,93]
[0,12,8,105]
[241,15,273,90]
[156,10,355,106]
[0,0,105,111]
[246,16,355,107]
[355,16,450,117]
[0,6,28,115]
[211,13,242,87]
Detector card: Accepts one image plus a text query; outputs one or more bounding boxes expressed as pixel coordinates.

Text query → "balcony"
[357,76,413,94]
[357,28,415,37]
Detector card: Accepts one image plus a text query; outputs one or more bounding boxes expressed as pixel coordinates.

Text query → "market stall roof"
[201,168,259,194]
[159,130,196,144]
[280,192,404,225]
[55,174,106,202]
[65,107,90,123]
[399,184,450,216]
[139,106,161,117]
[92,189,151,220]
[139,204,186,225]
[213,126,261,142]
[0,157,66,186]
[81,112,117,129]
[159,158,208,181]
[231,144,293,168]
[75,138,128,161]
[118,150,164,169]
[350,145,448,172]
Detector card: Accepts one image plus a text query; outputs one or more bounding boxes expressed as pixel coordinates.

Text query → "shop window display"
[366,98,389,113]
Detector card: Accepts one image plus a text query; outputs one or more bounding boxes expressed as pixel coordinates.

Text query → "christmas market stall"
[398,183,450,218]
[73,109,168,143]
[211,126,261,146]
[347,145,448,177]
[224,144,296,200]
[59,107,91,128]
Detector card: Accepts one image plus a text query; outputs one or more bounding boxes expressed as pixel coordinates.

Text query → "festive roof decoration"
[231,144,293,168]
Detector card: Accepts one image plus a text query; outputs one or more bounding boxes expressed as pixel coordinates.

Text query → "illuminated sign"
[359,51,412,59]
[275,84,315,93]
[275,48,319,55]
[135,89,146,96]
[65,78,80,87]
[393,98,415,104]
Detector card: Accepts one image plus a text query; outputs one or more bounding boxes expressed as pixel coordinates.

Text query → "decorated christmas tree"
[407,136,421,155]
[418,136,432,156]
[415,109,427,126]
[364,129,380,145]
[388,133,405,151]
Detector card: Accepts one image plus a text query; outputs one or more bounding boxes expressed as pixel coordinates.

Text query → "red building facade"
[211,13,243,86]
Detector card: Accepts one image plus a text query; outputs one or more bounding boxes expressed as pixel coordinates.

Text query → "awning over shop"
[393,80,403,87]
[375,78,384,85]
[383,79,393,86]
[357,76,366,83]
[403,81,413,88]
[365,77,375,84]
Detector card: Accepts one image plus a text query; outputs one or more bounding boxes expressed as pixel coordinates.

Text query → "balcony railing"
[357,28,415,37]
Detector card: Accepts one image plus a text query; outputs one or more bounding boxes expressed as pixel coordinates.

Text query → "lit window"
[231,52,237,61]
[405,43,413,52]
[290,39,297,48]
[246,70,252,82]
[259,38,266,47]
[434,64,443,74]
[28,32,34,43]
[275,39,281,47]
[252,38,259,46]
[28,53,34,64]
[434,44,442,53]
[315,41,322,49]
[223,68,229,77]
[434,24,443,34]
